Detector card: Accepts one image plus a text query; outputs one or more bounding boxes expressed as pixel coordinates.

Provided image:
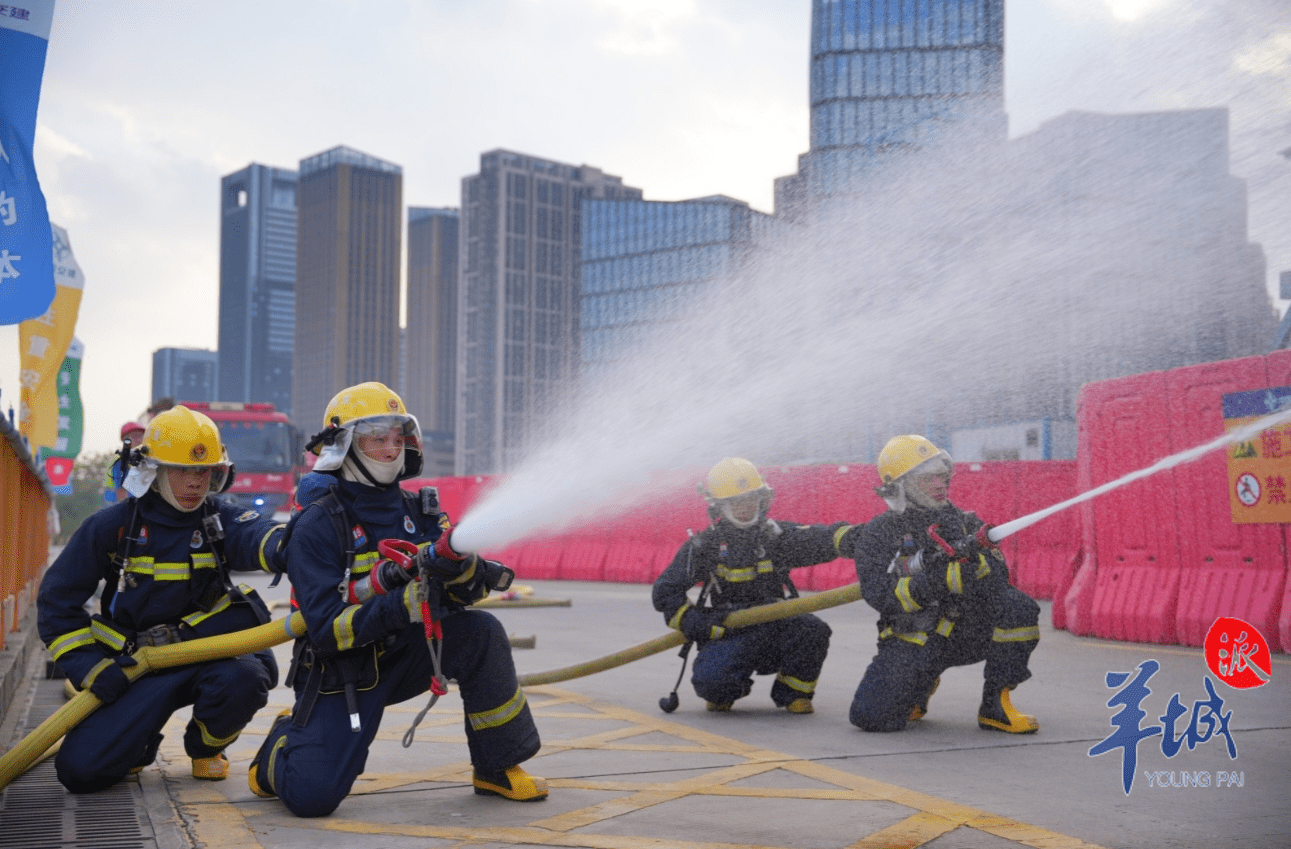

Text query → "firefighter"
[37,405,287,793]
[849,435,1041,734]
[652,458,858,713]
[248,382,544,817]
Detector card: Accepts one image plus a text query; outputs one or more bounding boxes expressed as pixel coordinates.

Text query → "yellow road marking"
[158,685,1108,849]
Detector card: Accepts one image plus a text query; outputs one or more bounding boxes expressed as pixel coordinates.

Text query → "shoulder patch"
[234,510,261,523]
[352,524,367,548]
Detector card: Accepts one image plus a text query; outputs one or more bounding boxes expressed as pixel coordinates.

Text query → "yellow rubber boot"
[473,765,549,801]
[785,698,814,714]
[910,676,941,721]
[248,710,292,798]
[978,685,1039,734]
[706,701,733,712]
[192,753,229,781]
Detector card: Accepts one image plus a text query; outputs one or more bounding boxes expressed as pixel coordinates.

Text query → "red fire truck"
[179,401,304,519]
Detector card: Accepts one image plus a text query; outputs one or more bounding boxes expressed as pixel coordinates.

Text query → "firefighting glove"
[414,533,474,583]
[85,655,137,705]
[679,607,727,644]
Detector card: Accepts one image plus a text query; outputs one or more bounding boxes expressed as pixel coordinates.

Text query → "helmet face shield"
[718,491,768,529]
[314,412,423,478]
[351,415,420,446]
[123,457,231,501]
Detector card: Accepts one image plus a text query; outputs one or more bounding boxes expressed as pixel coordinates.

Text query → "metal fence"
[0,417,52,652]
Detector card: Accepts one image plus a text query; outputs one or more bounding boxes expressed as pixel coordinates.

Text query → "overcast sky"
[2,0,1288,457]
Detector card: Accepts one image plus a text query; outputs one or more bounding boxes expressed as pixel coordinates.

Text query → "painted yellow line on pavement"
[157,685,1108,849]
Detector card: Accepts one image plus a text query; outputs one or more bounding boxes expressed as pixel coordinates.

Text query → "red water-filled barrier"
[405,460,1083,597]
[1066,354,1288,652]
[397,353,1288,655]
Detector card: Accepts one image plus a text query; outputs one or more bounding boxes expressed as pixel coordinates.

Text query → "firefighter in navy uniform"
[37,405,287,793]
[849,435,1041,734]
[652,458,858,713]
[248,382,543,817]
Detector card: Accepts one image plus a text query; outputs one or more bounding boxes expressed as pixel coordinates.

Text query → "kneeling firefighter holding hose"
[849,435,1042,734]
[653,458,860,714]
[37,406,289,792]
[248,382,545,817]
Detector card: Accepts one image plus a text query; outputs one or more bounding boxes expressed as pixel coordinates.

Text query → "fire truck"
[178,401,304,520]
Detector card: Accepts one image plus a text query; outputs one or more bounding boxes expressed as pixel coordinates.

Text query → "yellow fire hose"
[518,582,862,686]
[0,582,863,789]
[0,612,307,791]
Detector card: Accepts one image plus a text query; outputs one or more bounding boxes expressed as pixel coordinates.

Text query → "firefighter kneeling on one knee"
[652,458,859,714]
[249,382,544,817]
[849,435,1041,734]
[38,406,287,793]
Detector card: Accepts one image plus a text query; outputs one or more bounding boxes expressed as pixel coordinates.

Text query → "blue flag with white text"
[0,1,57,325]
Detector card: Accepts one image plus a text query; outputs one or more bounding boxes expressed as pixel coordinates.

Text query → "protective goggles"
[314,414,422,472]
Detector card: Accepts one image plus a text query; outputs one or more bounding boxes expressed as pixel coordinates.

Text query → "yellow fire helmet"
[312,381,423,482]
[875,435,952,492]
[702,457,773,529]
[123,405,233,498]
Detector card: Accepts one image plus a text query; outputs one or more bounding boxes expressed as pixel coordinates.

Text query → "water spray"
[986,400,1291,544]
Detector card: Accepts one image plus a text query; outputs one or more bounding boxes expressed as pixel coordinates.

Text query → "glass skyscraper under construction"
[780,0,1006,207]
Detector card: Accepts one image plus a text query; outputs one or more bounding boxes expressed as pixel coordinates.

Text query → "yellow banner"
[18,224,84,450]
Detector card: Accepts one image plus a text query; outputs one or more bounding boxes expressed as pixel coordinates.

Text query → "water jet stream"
[987,400,1291,543]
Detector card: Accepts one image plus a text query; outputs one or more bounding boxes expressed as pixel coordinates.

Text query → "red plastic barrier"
[603,539,664,584]
[512,539,564,580]
[1050,548,1083,632]
[558,527,612,581]
[949,462,1020,586]
[1083,369,1183,645]
[1167,356,1286,652]
[1007,460,1080,600]
[1263,349,1291,653]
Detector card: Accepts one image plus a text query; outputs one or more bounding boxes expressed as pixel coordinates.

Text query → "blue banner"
[0,1,56,325]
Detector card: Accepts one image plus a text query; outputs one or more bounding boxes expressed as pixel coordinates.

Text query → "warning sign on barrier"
[1222,386,1291,523]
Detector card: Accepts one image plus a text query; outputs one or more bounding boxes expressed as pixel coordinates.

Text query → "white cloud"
[1234,31,1291,75]
[1103,0,1173,22]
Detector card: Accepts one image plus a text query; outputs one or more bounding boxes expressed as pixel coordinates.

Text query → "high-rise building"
[457,150,643,475]
[292,146,402,433]
[580,196,766,388]
[405,206,459,476]
[777,0,1006,211]
[152,347,218,404]
[217,164,297,415]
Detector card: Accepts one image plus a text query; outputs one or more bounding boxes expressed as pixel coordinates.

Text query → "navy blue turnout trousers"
[57,653,274,793]
[849,585,1039,732]
[265,609,540,818]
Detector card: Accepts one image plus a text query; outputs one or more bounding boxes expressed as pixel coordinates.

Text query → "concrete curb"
[0,602,44,740]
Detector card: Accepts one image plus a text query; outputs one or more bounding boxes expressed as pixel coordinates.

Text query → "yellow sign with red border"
[1223,386,1291,523]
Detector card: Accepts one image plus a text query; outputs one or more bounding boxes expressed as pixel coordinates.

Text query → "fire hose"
[0,585,861,789]
[517,582,863,686]
[0,612,308,791]
[0,506,1038,791]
